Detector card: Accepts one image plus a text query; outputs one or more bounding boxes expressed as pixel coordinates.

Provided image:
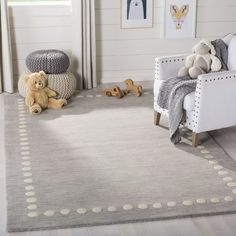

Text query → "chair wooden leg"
[154,111,161,126]
[192,132,199,147]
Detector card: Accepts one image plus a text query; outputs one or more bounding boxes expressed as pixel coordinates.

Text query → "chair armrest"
[198,70,236,82]
[155,54,188,81]
[154,54,188,110]
[192,71,236,133]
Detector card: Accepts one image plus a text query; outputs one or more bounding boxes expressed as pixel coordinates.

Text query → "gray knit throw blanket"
[157,77,196,144]
[157,39,228,144]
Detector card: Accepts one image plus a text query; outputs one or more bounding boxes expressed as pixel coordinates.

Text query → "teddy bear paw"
[59,99,67,108]
[50,91,57,97]
[189,67,205,79]
[30,105,42,115]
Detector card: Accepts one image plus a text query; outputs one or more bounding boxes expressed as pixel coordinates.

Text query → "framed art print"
[164,0,197,38]
[121,0,153,29]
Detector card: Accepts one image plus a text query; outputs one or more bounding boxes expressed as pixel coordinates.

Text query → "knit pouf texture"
[26,50,70,74]
[18,72,77,99]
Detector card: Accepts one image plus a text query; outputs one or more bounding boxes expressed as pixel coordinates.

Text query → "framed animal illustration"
[164,0,197,38]
[121,0,153,28]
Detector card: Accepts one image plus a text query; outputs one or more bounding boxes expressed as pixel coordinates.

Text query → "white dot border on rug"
[196,198,206,204]
[92,207,103,213]
[76,91,153,99]
[152,203,162,209]
[107,206,117,212]
[196,145,236,196]
[17,98,39,218]
[60,209,71,215]
[138,204,148,209]
[29,195,236,217]
[16,97,235,219]
[123,204,133,211]
[27,212,38,218]
[77,208,87,214]
[44,210,55,217]
[182,200,193,206]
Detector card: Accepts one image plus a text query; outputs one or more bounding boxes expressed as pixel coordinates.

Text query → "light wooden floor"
[1,93,236,236]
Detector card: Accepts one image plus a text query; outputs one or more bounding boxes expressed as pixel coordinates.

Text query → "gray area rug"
[4,90,236,232]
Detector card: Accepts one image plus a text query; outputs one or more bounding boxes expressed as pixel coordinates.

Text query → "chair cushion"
[228,36,236,71]
[222,33,233,47]
[154,79,195,111]
[183,91,195,111]
[26,50,70,74]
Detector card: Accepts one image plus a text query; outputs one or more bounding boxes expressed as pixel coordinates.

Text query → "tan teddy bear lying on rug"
[25,71,67,114]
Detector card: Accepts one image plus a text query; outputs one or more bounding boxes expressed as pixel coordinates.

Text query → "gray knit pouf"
[26,50,70,74]
[18,72,77,99]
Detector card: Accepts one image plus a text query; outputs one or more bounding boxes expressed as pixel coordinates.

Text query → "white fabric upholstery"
[228,36,236,71]
[185,110,195,130]
[183,92,195,111]
[192,71,236,133]
[155,55,187,81]
[154,54,236,134]
[222,33,234,47]
[154,79,195,111]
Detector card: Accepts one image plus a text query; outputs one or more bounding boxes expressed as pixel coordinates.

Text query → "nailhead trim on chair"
[155,60,159,80]
[155,55,194,130]
[191,73,236,132]
[155,57,185,64]
[154,56,186,80]
[154,55,236,134]
[154,55,195,130]
[160,58,185,64]
[154,56,187,112]
[192,78,202,131]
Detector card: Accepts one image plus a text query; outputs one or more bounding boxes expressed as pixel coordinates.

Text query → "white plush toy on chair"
[178,39,222,79]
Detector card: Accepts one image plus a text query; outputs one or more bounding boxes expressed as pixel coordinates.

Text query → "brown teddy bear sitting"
[25,71,67,114]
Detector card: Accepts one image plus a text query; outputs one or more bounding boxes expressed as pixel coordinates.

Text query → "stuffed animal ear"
[39,71,47,79]
[192,44,198,53]
[210,44,216,55]
[203,40,216,55]
[24,75,30,83]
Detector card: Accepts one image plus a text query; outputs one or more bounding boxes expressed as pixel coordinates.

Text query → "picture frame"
[121,0,153,29]
[164,0,197,39]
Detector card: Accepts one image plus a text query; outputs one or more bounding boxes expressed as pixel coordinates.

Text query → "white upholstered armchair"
[153,54,236,147]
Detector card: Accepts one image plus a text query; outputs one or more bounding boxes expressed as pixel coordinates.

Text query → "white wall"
[95,0,236,83]
[10,0,236,85]
[9,2,73,87]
